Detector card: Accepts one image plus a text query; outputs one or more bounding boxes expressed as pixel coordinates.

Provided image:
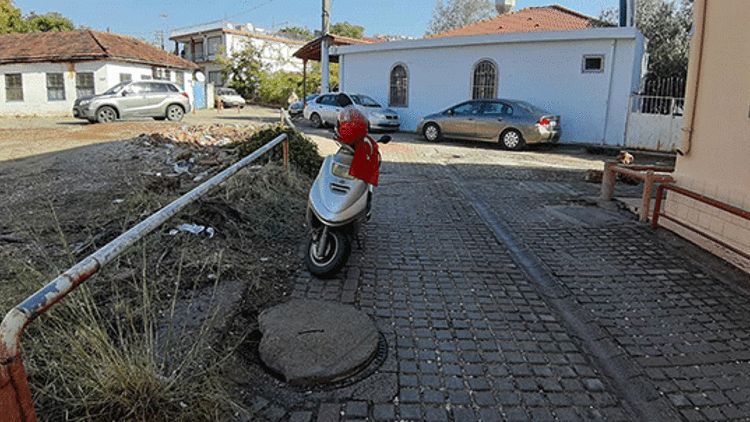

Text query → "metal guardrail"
[0,134,289,422]
[652,184,750,262]
[600,162,675,222]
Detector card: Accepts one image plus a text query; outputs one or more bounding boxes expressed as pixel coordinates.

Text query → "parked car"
[73,80,190,123]
[288,94,319,116]
[215,87,247,108]
[303,92,400,131]
[417,99,561,150]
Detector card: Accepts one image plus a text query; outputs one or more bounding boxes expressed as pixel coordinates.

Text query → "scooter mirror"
[378,135,391,144]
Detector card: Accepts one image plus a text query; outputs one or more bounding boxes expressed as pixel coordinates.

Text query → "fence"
[0,133,290,422]
[624,76,686,152]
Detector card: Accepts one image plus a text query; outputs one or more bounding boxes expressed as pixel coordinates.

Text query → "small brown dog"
[585,151,637,184]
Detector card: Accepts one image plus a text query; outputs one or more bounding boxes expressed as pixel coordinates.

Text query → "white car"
[303,92,400,131]
[215,88,246,108]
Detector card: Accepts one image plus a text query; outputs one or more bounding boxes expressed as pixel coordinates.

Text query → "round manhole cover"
[257,299,380,386]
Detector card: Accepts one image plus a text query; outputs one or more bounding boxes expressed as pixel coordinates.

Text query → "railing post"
[0,354,36,422]
[283,137,289,170]
[641,170,655,222]
[652,184,666,229]
[601,161,617,200]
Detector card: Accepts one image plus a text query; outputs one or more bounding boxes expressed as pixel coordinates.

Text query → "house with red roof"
[332,5,646,147]
[0,30,198,116]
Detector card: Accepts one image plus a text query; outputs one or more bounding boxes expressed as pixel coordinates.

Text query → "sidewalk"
[257,139,750,421]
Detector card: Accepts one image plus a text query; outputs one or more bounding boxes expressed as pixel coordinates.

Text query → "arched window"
[389,64,408,107]
[472,60,497,100]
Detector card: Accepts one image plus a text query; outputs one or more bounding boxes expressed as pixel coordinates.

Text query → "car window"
[351,95,381,107]
[337,94,353,107]
[166,84,179,92]
[482,102,513,116]
[103,81,129,95]
[319,95,336,106]
[126,83,145,94]
[452,102,482,115]
[148,83,169,93]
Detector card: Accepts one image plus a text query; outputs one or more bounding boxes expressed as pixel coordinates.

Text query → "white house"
[169,20,306,87]
[0,30,199,117]
[331,6,646,147]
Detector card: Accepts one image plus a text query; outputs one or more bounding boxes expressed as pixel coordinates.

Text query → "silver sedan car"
[303,92,400,131]
[417,99,561,150]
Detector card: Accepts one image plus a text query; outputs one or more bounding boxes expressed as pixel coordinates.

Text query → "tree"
[23,12,75,32]
[599,0,693,78]
[426,0,495,35]
[330,21,365,39]
[0,0,24,33]
[278,25,314,42]
[217,45,264,99]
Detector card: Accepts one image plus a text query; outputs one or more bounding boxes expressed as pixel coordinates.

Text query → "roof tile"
[428,5,610,39]
[0,30,198,69]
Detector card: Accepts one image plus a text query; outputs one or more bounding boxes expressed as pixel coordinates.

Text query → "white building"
[332,6,646,147]
[0,30,199,117]
[169,20,306,87]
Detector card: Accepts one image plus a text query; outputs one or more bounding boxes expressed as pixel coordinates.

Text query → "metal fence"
[636,76,686,115]
[0,133,290,422]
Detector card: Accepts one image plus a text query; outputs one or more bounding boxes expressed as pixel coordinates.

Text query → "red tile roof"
[428,5,611,39]
[0,30,198,69]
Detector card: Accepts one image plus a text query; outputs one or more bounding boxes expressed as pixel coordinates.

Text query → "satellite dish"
[194,71,205,83]
[496,0,516,15]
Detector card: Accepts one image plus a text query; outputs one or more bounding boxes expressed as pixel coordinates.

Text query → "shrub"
[232,125,323,178]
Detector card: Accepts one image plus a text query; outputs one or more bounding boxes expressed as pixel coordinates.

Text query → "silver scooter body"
[306,144,371,228]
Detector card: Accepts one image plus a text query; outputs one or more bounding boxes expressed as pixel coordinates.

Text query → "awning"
[293,34,377,63]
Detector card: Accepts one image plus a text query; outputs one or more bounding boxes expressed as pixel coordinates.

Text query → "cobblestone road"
[260,136,750,422]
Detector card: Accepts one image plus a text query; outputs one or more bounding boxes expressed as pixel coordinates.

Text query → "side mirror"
[378,135,391,144]
[122,90,132,97]
[445,110,454,116]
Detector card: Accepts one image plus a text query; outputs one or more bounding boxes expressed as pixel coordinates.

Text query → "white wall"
[336,28,644,146]
[0,61,194,116]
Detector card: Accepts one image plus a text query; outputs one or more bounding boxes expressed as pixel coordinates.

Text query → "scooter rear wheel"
[306,228,351,278]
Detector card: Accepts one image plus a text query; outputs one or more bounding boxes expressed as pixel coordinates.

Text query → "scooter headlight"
[332,162,356,180]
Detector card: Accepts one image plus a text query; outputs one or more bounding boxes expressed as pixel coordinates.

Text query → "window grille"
[389,65,408,107]
[46,73,65,101]
[76,73,94,98]
[472,61,497,100]
[5,74,23,101]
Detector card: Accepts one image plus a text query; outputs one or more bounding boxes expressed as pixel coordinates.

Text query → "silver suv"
[303,92,400,131]
[73,80,191,123]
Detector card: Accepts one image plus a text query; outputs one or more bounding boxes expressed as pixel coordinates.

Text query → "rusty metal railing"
[0,134,289,422]
[600,162,675,222]
[652,184,750,262]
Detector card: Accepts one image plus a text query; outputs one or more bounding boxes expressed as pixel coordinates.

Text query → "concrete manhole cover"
[257,299,382,386]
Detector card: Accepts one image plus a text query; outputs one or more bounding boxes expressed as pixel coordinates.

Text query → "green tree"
[0,0,24,33]
[278,26,314,41]
[330,21,365,39]
[426,0,495,35]
[23,11,74,32]
[217,45,263,99]
[599,0,693,78]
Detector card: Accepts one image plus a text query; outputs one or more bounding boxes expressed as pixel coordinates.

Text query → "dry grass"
[1,163,311,421]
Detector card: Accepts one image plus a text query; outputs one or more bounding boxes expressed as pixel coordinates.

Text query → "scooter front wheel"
[306,227,351,278]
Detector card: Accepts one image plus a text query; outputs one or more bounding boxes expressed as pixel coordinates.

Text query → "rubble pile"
[140,123,261,147]
[131,124,264,193]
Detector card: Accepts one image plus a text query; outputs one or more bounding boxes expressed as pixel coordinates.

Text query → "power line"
[226,0,279,20]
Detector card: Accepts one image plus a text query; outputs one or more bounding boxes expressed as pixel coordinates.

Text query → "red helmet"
[337,105,368,146]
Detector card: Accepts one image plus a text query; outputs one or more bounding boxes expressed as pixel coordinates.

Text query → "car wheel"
[423,123,442,142]
[166,105,184,122]
[500,129,525,150]
[310,113,323,128]
[95,106,117,123]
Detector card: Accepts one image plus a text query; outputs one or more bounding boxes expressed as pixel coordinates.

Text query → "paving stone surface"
[252,137,750,421]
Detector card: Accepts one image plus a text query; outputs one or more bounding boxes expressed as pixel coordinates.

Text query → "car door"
[441,101,482,140]
[143,83,170,115]
[310,94,333,121]
[117,82,148,117]
[324,93,353,125]
[474,101,511,142]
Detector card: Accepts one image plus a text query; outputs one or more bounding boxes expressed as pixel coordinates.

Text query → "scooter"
[305,130,390,277]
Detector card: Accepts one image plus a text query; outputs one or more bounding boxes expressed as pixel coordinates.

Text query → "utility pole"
[321,0,331,94]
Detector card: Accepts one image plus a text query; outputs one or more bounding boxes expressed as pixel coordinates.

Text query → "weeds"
[1,160,311,421]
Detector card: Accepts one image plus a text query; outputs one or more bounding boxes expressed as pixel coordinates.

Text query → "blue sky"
[13,0,619,43]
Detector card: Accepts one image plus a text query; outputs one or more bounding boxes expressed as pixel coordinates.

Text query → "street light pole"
[321,0,330,94]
